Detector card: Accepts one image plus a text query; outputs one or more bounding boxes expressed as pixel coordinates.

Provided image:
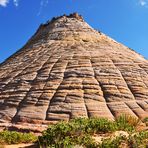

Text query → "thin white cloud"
[139,0,147,6]
[13,0,19,7]
[0,0,20,7]
[37,0,49,16]
[0,0,9,7]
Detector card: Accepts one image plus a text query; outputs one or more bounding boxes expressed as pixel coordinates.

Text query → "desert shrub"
[0,130,37,145]
[143,117,148,126]
[84,118,117,134]
[128,131,148,148]
[71,118,117,134]
[99,131,148,148]
[115,115,139,132]
[39,118,116,147]
[38,117,120,147]
[99,135,126,148]
[75,134,98,148]
[39,116,145,147]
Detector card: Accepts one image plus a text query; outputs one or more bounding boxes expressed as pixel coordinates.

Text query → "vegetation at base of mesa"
[127,131,148,148]
[143,117,148,126]
[115,115,141,132]
[99,131,148,148]
[99,135,126,148]
[38,115,148,148]
[0,130,37,145]
[0,115,147,147]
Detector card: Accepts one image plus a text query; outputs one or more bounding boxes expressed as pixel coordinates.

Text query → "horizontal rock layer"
[0,13,147,126]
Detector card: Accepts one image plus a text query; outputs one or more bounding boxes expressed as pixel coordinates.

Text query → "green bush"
[99,135,126,148]
[84,118,117,134]
[115,115,139,132]
[143,117,148,126]
[39,118,117,147]
[35,116,148,147]
[128,131,148,148]
[0,130,37,145]
[0,116,146,147]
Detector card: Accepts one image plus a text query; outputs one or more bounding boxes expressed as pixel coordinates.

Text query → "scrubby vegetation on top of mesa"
[38,115,148,148]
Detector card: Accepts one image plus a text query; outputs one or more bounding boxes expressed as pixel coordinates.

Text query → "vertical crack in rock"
[12,45,61,123]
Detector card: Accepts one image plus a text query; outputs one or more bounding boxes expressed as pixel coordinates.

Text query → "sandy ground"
[1,143,37,148]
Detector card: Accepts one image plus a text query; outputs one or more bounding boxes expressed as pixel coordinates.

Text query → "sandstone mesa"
[0,13,147,131]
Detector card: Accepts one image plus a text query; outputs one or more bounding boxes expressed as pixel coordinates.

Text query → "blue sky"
[0,0,148,63]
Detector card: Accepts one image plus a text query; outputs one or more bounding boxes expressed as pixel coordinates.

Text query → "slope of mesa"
[0,13,147,131]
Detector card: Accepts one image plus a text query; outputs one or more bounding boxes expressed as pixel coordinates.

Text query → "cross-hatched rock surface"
[0,13,148,129]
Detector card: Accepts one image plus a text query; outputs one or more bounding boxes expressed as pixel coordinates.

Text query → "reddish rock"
[0,13,147,130]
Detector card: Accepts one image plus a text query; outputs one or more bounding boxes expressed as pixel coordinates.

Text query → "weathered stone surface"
[0,13,148,129]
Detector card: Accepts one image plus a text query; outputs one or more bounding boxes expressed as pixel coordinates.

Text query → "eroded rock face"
[0,13,148,127]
